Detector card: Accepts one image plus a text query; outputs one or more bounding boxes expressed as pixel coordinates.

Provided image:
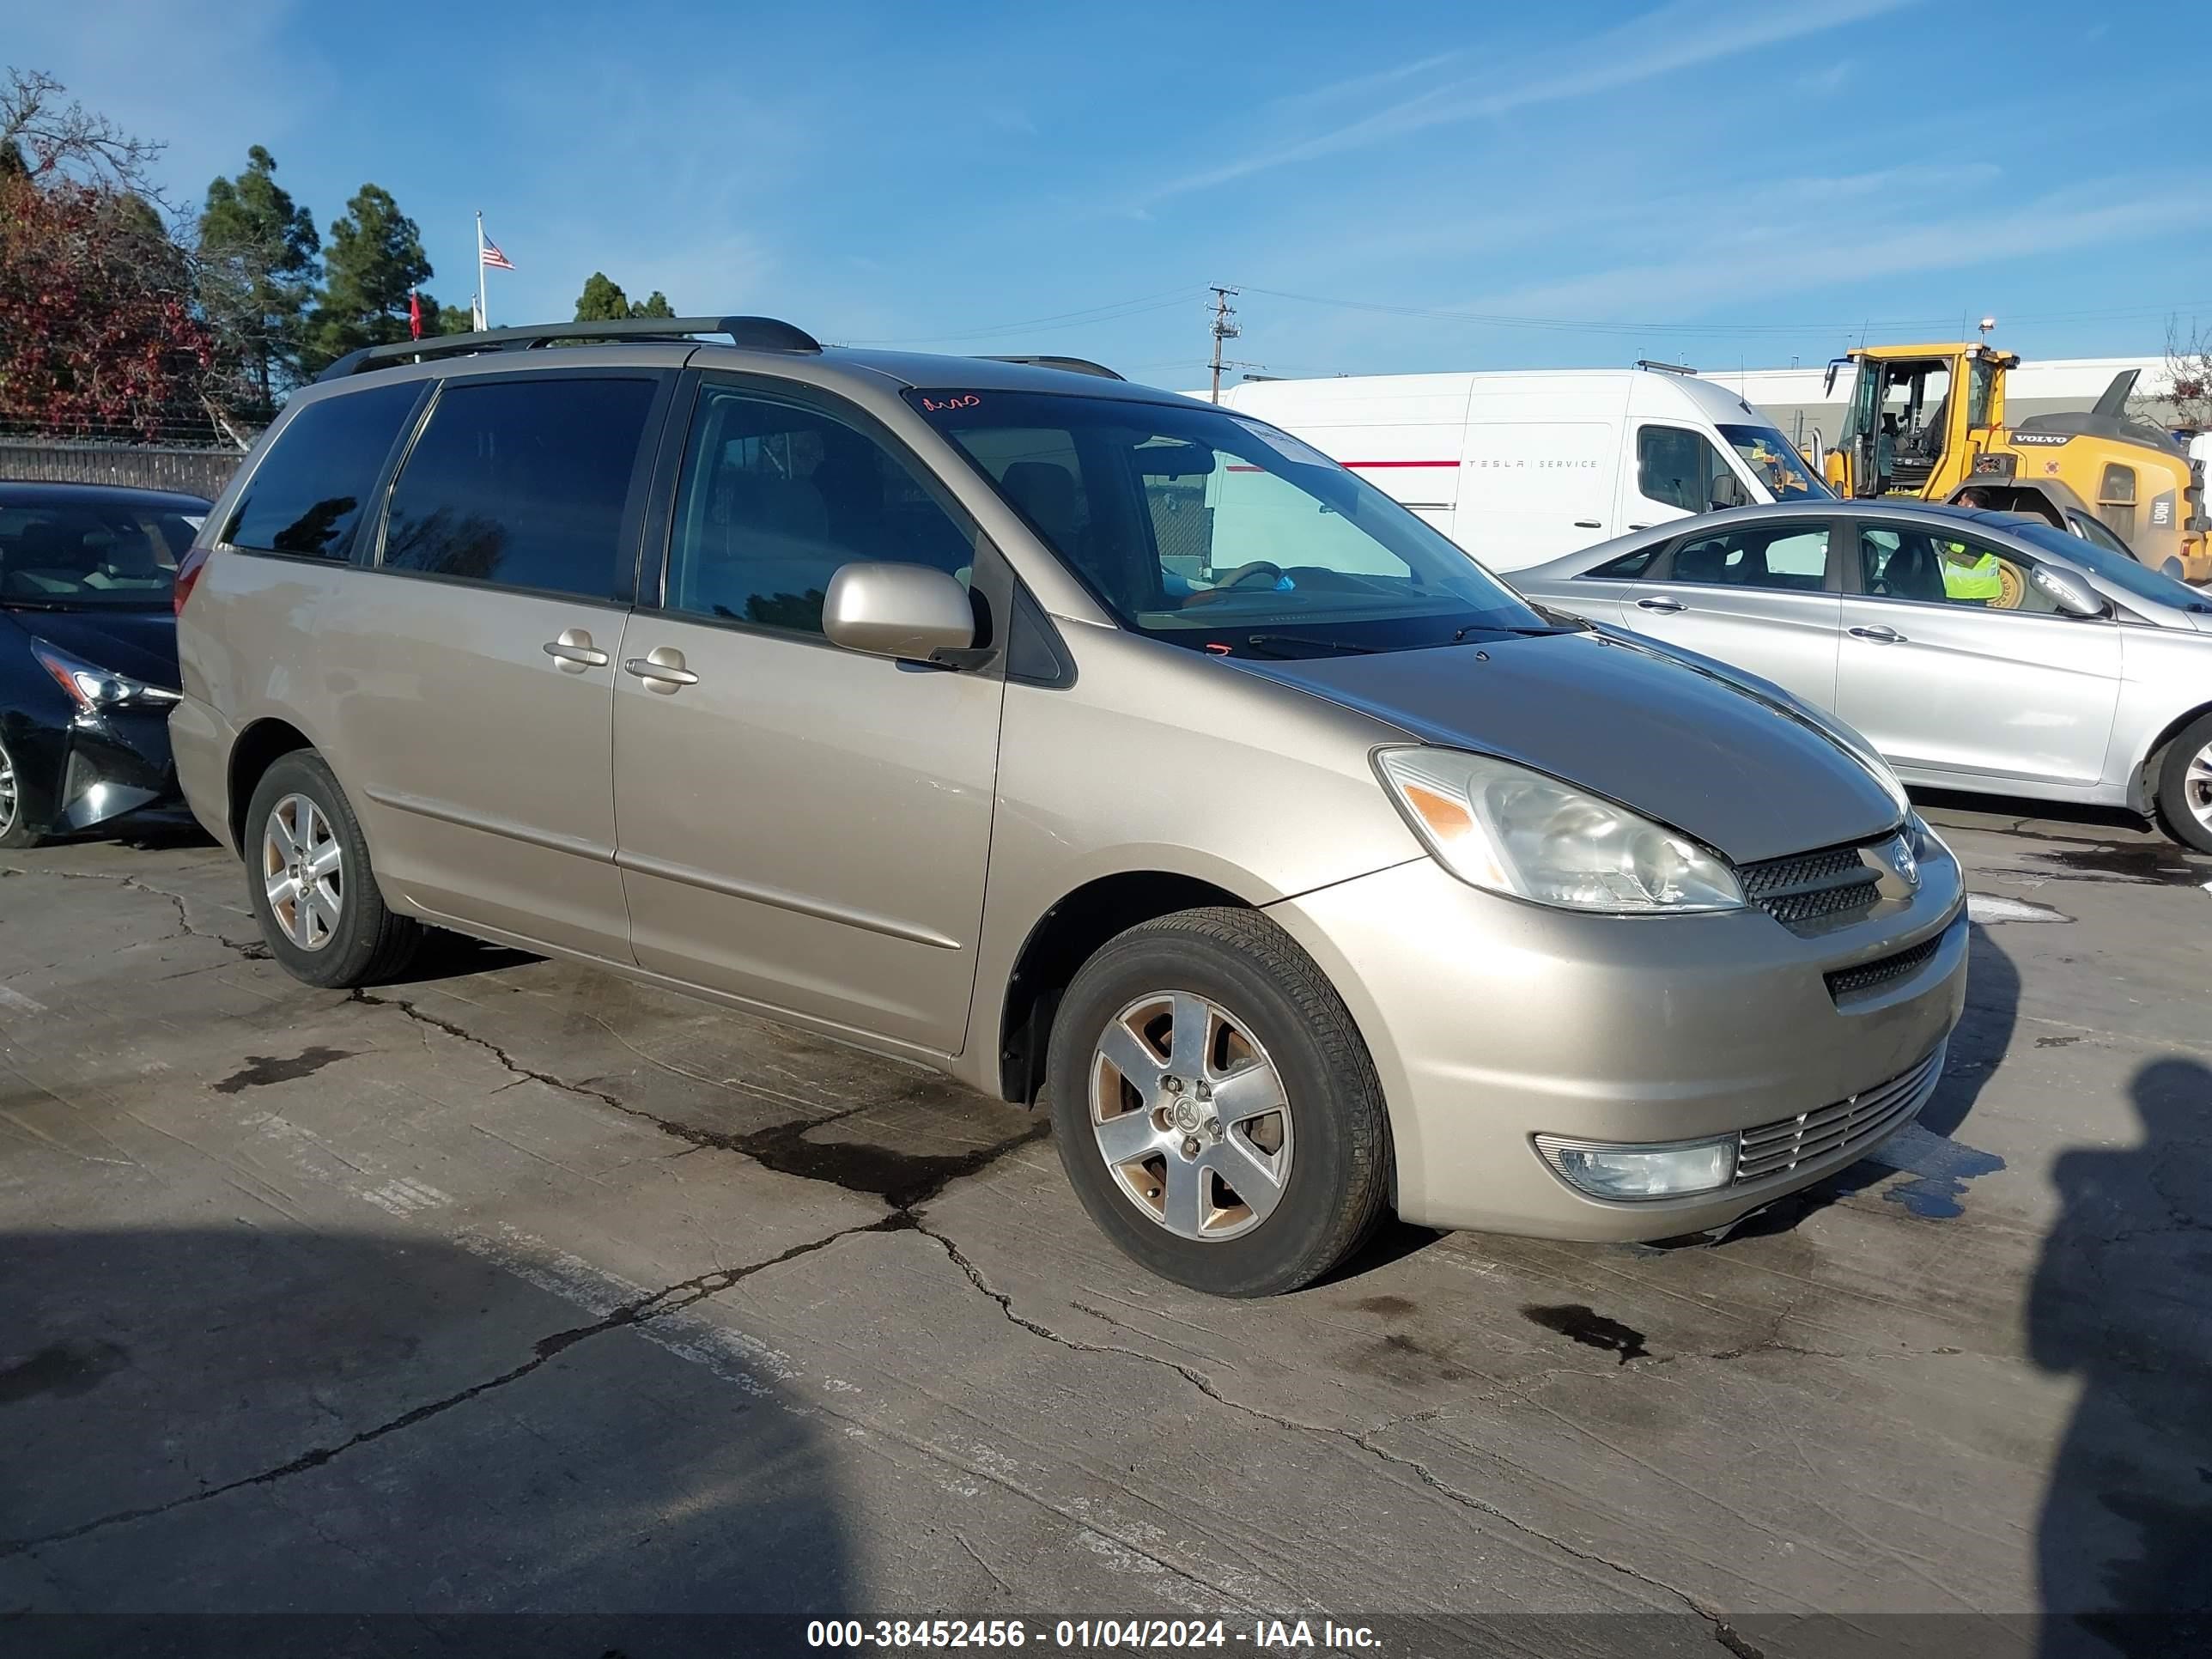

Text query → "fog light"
[1534,1133,1738,1200]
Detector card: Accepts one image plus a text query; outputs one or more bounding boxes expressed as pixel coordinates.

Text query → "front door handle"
[543,629,609,672]
[623,647,699,691]
[1849,624,1903,643]
[1572,519,1603,529]
[1636,597,1687,613]
[1626,522,1652,531]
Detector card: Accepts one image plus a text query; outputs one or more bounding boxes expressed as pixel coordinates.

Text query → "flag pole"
[474,210,487,331]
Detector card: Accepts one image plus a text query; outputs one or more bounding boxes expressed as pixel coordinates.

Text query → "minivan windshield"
[1717,423,1830,501]
[2007,520,2212,613]
[909,389,1547,655]
[0,493,200,609]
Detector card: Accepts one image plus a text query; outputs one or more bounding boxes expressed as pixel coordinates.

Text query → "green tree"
[574,270,629,321]
[198,146,319,414]
[303,183,431,371]
[574,271,677,322]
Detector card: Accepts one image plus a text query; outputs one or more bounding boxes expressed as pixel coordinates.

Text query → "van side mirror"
[823,562,978,663]
[2028,563,2106,618]
[1708,471,1749,510]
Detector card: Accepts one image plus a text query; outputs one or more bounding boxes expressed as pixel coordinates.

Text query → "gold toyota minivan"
[173,317,1968,1295]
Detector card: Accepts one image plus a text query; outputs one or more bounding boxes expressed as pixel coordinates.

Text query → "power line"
[843,286,1211,346]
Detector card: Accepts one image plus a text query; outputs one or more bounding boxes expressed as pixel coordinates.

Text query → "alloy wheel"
[2188,740,2212,834]
[262,793,343,951]
[1089,990,1293,1242]
[0,739,17,837]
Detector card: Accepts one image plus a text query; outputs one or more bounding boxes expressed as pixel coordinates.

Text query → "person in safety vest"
[1938,538,2004,601]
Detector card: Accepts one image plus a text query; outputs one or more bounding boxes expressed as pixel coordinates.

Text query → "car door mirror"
[2028,562,2106,618]
[823,562,978,662]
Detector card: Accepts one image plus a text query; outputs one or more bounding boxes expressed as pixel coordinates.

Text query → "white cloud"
[1143,0,1918,204]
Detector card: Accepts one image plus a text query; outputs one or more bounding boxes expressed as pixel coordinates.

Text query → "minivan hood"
[1233,631,1901,865]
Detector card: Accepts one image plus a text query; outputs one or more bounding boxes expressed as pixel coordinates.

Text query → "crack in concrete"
[914,1224,1773,1654]
[0,865,258,959]
[0,1218,902,1560]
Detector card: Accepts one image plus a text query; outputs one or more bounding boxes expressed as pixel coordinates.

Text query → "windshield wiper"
[1450,621,1584,643]
[1239,634,1376,659]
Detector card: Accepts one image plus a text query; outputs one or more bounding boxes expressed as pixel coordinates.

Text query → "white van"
[1210,366,1831,571]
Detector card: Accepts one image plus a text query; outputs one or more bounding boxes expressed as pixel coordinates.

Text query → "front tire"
[2153,712,2212,855]
[245,750,422,987]
[0,734,40,849]
[1046,907,1389,1297]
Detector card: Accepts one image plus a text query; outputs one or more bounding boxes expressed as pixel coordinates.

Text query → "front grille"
[1739,841,1881,930]
[1735,1045,1944,1185]
[1825,934,1942,1000]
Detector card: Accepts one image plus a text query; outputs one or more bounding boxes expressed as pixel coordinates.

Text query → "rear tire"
[1046,906,1389,1297]
[2153,712,2212,855]
[244,750,422,988]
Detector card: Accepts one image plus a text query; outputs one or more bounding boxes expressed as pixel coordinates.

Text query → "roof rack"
[976,355,1126,381]
[1633,358,1698,375]
[318,315,823,381]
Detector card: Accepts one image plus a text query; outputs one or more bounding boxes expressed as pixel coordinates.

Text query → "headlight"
[1375,747,1744,914]
[1534,1133,1738,1200]
[32,641,180,714]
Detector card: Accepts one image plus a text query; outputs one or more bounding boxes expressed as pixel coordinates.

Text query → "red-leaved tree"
[0,170,214,440]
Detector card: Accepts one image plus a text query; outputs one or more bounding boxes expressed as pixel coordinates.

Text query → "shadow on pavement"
[0,1224,850,1644]
[2033,1056,2212,1657]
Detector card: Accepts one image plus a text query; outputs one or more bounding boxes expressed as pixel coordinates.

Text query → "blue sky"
[15,0,2208,384]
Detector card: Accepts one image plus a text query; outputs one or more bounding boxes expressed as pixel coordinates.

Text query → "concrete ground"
[1,798,2207,1658]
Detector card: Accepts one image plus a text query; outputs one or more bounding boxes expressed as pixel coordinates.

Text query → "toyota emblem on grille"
[1865,833,1921,891]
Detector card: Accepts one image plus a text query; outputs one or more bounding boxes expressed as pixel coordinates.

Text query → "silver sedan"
[1513,500,2212,852]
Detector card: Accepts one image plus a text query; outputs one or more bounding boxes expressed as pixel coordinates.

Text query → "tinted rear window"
[223,382,422,558]
[380,377,657,601]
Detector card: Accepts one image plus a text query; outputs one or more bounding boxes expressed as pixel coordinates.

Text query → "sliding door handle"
[543,629,609,671]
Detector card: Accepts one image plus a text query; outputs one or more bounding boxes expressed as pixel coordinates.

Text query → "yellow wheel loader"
[1819,343,2209,582]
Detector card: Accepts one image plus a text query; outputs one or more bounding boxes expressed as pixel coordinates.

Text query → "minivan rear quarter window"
[380,376,658,600]
[223,381,422,559]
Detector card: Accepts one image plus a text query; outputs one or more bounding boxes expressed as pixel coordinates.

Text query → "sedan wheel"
[0,735,38,849]
[2153,712,2212,854]
[261,793,345,951]
[1091,990,1293,1243]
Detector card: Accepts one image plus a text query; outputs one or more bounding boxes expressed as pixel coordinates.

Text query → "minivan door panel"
[331,575,632,957]
[611,618,1003,1051]
[608,376,1005,1054]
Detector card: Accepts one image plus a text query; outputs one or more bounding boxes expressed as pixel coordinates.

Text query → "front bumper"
[3,707,179,836]
[1267,839,1968,1240]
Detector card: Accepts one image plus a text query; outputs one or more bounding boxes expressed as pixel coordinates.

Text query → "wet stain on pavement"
[1352,1294,1416,1317]
[1341,1331,1475,1386]
[1521,1304,1650,1365]
[0,1338,129,1404]
[211,1047,359,1095]
[2037,1035,2086,1048]
[733,1115,1052,1212]
[2018,842,2209,887]
[1857,1123,2007,1218]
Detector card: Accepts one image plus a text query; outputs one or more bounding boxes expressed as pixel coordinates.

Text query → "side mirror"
[823,562,977,662]
[1708,471,1748,510]
[2028,563,2106,618]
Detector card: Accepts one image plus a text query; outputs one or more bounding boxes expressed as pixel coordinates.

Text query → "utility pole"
[1208,285,1240,404]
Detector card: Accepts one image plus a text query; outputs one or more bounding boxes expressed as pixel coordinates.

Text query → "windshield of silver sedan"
[909,389,1547,657]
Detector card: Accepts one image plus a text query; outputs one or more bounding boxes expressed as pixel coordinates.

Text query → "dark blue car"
[0,481,209,848]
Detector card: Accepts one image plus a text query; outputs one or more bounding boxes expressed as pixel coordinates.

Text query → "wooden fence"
[0,439,246,501]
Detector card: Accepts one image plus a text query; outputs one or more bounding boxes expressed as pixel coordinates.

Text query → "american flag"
[480,235,515,271]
